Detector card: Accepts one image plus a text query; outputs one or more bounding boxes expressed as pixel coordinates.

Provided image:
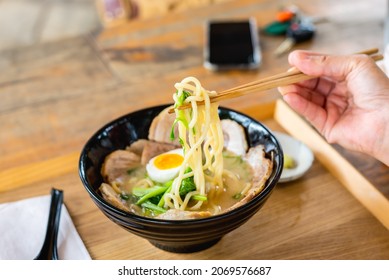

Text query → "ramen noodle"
[99,77,273,219]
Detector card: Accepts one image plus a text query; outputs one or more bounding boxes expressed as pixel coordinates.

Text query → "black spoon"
[34,188,63,260]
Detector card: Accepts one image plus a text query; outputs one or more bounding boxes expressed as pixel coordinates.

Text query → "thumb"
[288,51,363,79]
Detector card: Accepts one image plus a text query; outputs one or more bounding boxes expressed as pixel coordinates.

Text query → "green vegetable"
[126,169,135,175]
[141,201,166,214]
[156,180,173,207]
[132,187,151,197]
[120,193,130,200]
[175,90,191,107]
[233,193,242,200]
[134,186,169,205]
[170,117,188,140]
[178,138,185,153]
[157,185,172,207]
[192,194,207,201]
[171,90,192,140]
[178,168,196,198]
[164,180,173,188]
[179,176,196,197]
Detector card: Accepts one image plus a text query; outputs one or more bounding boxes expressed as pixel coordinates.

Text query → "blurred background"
[0,0,233,52]
[0,0,100,51]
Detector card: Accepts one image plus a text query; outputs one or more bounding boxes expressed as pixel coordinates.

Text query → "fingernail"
[277,86,287,95]
[302,52,326,63]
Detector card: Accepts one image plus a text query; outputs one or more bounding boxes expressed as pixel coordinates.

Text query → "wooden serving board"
[273,100,389,230]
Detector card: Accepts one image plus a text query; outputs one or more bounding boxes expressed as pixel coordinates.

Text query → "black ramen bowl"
[79,104,283,253]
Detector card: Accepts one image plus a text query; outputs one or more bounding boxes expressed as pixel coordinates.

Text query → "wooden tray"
[265,99,389,230]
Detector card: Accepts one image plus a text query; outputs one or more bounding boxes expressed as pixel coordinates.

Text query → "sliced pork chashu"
[149,108,249,155]
[140,141,179,164]
[127,139,179,165]
[148,106,180,145]
[126,139,149,157]
[221,119,248,156]
[102,139,179,184]
[223,145,273,213]
[101,150,141,183]
[99,183,131,212]
[157,209,212,220]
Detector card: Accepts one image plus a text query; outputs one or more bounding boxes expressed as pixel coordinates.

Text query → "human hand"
[278,50,389,166]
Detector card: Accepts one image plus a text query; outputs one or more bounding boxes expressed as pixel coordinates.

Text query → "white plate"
[273,131,314,183]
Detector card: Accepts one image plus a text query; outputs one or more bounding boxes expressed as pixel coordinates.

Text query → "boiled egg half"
[146,148,184,183]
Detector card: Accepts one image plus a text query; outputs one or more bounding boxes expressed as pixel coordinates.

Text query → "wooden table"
[1,0,389,259]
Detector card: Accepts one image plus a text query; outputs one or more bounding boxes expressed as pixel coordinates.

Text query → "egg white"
[146,148,184,183]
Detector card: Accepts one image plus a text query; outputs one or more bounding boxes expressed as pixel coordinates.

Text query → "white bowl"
[273,132,314,183]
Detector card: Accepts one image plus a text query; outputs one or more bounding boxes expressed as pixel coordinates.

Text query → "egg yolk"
[154,153,184,170]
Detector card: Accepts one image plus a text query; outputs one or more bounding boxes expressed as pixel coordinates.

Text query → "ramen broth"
[112,150,253,217]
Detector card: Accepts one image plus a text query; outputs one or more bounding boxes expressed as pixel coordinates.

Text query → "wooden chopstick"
[354,48,380,55]
[170,48,382,113]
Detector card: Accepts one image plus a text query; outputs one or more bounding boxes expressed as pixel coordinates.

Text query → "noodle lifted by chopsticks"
[163,77,224,211]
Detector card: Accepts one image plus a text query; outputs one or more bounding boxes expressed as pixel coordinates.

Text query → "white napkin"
[0,194,91,260]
